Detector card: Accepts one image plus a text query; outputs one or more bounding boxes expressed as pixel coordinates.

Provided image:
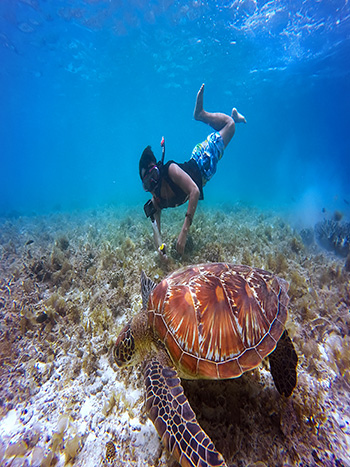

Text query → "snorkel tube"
[160,136,165,165]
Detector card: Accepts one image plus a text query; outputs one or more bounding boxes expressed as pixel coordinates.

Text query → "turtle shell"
[147,263,289,379]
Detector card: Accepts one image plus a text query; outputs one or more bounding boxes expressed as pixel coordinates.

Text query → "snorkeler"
[140,83,246,258]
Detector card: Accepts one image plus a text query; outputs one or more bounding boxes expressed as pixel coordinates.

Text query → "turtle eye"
[114,323,135,367]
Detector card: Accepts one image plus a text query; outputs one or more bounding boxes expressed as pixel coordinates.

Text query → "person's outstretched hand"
[176,230,187,256]
[158,244,168,262]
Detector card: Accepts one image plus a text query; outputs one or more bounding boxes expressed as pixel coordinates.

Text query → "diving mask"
[142,165,160,192]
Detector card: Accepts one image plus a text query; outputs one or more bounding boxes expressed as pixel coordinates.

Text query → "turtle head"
[114,322,136,367]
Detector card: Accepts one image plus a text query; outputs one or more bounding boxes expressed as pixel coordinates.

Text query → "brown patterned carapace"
[148,263,289,379]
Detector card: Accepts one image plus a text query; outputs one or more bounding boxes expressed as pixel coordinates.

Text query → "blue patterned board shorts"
[190,132,225,185]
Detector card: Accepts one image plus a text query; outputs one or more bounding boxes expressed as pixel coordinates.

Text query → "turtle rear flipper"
[269,330,298,397]
[143,355,226,467]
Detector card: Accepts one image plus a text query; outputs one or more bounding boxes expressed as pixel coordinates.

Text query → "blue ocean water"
[1,0,349,222]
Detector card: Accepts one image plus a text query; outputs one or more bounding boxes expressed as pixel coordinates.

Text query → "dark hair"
[139,146,157,180]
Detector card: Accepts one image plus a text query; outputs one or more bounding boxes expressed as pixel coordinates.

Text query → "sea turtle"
[114,263,298,467]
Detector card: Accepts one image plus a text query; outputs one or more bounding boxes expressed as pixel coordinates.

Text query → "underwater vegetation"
[0,205,349,466]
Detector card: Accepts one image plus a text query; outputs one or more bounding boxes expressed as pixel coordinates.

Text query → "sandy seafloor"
[0,204,349,467]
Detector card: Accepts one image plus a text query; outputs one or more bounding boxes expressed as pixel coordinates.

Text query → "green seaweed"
[290,236,304,254]
[288,270,308,300]
[201,241,225,263]
[330,336,350,385]
[44,293,67,318]
[266,252,288,274]
[56,235,69,251]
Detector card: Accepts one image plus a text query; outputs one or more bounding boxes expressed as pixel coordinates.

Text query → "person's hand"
[176,230,187,256]
[158,244,168,262]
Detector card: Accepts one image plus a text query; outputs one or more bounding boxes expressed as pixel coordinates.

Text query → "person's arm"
[151,198,167,260]
[168,164,200,255]
[153,202,161,232]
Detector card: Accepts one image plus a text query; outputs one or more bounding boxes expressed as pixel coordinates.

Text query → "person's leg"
[194,83,246,148]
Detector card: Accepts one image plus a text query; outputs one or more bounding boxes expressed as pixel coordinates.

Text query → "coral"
[315,219,350,257]
[299,227,315,247]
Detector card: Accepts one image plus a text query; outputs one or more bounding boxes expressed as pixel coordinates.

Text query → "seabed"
[0,204,349,467]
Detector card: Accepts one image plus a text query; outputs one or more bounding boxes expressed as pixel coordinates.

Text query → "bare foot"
[231,108,247,123]
[194,83,205,121]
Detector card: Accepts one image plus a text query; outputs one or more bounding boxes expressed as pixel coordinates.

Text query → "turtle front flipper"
[141,270,157,309]
[143,357,227,467]
[269,330,298,397]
